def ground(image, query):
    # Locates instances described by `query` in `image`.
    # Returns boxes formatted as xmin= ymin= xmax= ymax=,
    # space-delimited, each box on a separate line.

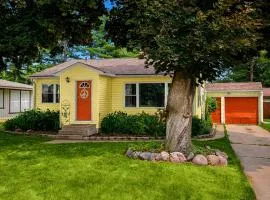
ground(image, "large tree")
xmin=107 ymin=0 xmax=262 ymax=154
xmin=0 ymin=0 xmax=105 ymax=70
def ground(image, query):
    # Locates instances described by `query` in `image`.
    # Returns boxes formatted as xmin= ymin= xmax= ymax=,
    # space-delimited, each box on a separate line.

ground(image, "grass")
xmin=0 ymin=132 xmax=255 ymax=200
xmin=261 ymin=119 xmax=270 ymax=132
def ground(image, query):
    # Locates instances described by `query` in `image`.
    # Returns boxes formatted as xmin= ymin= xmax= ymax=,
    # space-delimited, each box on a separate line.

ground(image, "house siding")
xmin=34 ymin=78 xmax=60 ymax=111
xmin=99 ymin=76 xmax=112 ymax=125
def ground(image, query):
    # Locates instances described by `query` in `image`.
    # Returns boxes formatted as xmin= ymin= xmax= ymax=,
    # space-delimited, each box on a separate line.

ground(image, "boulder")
xmin=187 ymin=152 xmax=195 ymax=161
xmin=215 ymin=150 xmax=228 ymax=159
xmin=160 ymin=151 xmax=170 ymax=161
xmin=218 ymin=155 xmax=228 ymax=166
xmin=132 ymin=151 xmax=141 ymax=159
xmin=15 ymin=128 xmax=23 ymax=133
xmin=192 ymin=154 xmax=208 ymax=165
xmin=151 ymin=153 xmax=163 ymax=161
xmin=169 ymin=152 xmax=187 ymax=163
xmin=206 ymin=155 xmax=220 ymax=166
xmin=139 ymin=152 xmax=152 ymax=161
xmin=125 ymin=149 xmax=134 ymax=158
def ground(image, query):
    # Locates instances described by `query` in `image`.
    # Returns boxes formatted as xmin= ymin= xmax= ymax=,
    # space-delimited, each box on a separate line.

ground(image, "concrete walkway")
xmin=227 ymin=125 xmax=270 ymax=200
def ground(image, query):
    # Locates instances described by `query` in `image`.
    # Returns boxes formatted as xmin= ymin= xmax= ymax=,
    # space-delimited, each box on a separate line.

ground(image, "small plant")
xmin=205 ymin=97 xmax=217 ymax=119
xmin=4 ymin=109 xmax=60 ymax=132
xmin=192 ymin=116 xmax=213 ymax=137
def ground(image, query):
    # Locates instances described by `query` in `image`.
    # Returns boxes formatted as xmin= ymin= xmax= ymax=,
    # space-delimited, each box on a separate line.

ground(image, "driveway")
xmin=227 ymin=125 xmax=270 ymax=200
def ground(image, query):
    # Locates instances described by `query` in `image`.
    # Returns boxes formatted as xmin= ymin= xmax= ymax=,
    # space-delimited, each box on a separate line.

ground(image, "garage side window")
xmin=0 ymin=89 xmax=4 ymax=109
xmin=10 ymin=90 xmax=21 ymax=113
xmin=21 ymin=91 xmax=31 ymax=111
xmin=42 ymin=84 xmax=60 ymax=103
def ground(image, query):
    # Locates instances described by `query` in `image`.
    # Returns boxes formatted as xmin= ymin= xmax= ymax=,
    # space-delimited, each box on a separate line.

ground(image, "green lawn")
xmin=261 ymin=121 xmax=270 ymax=132
xmin=0 ymin=132 xmax=255 ymax=200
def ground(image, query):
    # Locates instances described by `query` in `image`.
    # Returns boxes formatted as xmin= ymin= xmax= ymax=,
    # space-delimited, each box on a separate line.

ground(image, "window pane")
xmin=125 ymin=96 xmax=136 ymax=107
xmin=125 ymin=84 xmax=136 ymax=95
xmin=0 ymin=89 xmax=4 ymax=108
xmin=21 ymin=91 xmax=30 ymax=111
xmin=139 ymin=83 xmax=165 ymax=107
xmin=42 ymin=84 xmax=54 ymax=103
xmin=55 ymin=84 xmax=60 ymax=103
xmin=10 ymin=90 xmax=20 ymax=113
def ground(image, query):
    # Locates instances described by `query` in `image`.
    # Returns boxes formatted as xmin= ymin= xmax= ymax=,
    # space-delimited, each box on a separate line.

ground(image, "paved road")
xmin=228 ymin=125 xmax=270 ymax=200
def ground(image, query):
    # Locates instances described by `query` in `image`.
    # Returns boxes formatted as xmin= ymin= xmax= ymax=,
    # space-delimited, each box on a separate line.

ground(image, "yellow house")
xmin=30 ymin=58 xmax=204 ymax=134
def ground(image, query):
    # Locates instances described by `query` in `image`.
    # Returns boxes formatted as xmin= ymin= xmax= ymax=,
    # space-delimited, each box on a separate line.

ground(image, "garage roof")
xmin=0 ymin=79 xmax=32 ymax=90
xmin=263 ymin=88 xmax=270 ymax=97
xmin=206 ymin=82 xmax=262 ymax=91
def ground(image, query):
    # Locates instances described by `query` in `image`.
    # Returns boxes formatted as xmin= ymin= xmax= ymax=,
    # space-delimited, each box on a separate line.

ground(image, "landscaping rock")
xmin=215 ymin=150 xmax=228 ymax=159
xmin=160 ymin=151 xmax=170 ymax=161
xmin=125 ymin=149 xmax=134 ymax=158
xmin=218 ymin=155 xmax=228 ymax=166
xmin=139 ymin=152 xmax=152 ymax=161
xmin=206 ymin=155 xmax=220 ymax=166
xmin=132 ymin=151 xmax=141 ymax=159
xmin=151 ymin=153 xmax=163 ymax=161
xmin=169 ymin=152 xmax=187 ymax=163
xmin=15 ymin=128 xmax=23 ymax=133
xmin=192 ymin=154 xmax=208 ymax=165
xmin=26 ymin=129 xmax=34 ymax=133
xmin=187 ymin=152 xmax=195 ymax=161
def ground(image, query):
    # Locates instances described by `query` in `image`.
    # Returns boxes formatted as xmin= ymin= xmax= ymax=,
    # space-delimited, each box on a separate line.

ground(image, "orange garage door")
xmin=211 ymin=97 xmax=221 ymax=124
xmin=225 ymin=97 xmax=258 ymax=124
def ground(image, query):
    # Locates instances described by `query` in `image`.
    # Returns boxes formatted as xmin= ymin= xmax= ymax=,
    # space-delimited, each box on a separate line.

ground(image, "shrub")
xmin=4 ymin=109 xmax=60 ymax=132
xmin=205 ymin=97 xmax=217 ymax=119
xmin=192 ymin=116 xmax=213 ymax=136
xmin=101 ymin=111 xmax=165 ymax=137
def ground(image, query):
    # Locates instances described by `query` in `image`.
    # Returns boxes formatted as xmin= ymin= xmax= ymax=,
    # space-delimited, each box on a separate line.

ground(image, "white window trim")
xmin=124 ymin=82 xmax=171 ymax=108
xmin=42 ymin=84 xmax=59 ymax=104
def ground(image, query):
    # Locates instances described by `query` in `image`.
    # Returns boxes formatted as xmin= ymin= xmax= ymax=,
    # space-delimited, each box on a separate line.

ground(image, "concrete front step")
xmin=58 ymin=124 xmax=97 ymax=136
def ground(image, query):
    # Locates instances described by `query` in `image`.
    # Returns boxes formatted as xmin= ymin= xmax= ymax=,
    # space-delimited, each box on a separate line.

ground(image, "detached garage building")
xmin=206 ymin=82 xmax=263 ymax=125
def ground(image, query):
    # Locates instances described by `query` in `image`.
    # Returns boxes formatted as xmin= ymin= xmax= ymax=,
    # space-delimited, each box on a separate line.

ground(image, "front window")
xmin=124 ymin=83 xmax=169 ymax=108
xmin=42 ymin=84 xmax=60 ymax=103
xmin=139 ymin=83 xmax=165 ymax=107
xmin=125 ymin=84 xmax=136 ymax=107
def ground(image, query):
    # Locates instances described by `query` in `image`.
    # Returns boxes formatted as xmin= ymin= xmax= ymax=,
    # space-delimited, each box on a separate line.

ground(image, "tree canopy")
xmin=0 ymin=0 xmax=105 ymax=70
xmin=107 ymin=0 xmax=263 ymax=153
xmin=107 ymin=0 xmax=262 ymax=83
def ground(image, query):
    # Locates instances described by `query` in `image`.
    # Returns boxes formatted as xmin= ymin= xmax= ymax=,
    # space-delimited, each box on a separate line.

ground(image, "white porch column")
xmin=259 ymin=91 xmax=264 ymax=123
xmin=221 ymin=97 xmax=225 ymax=124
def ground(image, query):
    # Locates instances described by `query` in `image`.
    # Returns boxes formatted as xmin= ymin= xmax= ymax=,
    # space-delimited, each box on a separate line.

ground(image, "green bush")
xmin=192 ymin=116 xmax=213 ymax=136
xmin=4 ymin=109 xmax=59 ymax=132
xmin=101 ymin=111 xmax=165 ymax=137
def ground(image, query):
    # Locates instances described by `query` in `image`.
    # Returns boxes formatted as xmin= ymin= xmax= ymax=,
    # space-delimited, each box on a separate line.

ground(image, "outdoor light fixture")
xmin=65 ymin=77 xmax=70 ymax=83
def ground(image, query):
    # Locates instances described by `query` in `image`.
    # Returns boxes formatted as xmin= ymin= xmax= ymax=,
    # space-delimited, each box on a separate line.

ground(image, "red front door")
xmin=77 ymin=81 xmax=92 ymax=121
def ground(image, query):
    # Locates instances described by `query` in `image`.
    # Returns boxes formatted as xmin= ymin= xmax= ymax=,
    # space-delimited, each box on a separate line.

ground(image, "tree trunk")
xmin=166 ymin=71 xmax=196 ymax=156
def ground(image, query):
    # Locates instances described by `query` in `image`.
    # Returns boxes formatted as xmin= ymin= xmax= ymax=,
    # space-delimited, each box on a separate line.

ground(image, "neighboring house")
xmin=30 ymin=58 xmax=204 ymax=132
xmin=206 ymin=82 xmax=263 ymax=125
xmin=263 ymin=88 xmax=270 ymax=119
xmin=0 ymin=79 xmax=33 ymax=121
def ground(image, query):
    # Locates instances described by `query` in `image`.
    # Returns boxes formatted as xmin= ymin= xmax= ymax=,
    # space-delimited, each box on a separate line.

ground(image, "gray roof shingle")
xmin=30 ymin=58 xmax=159 ymax=77
xmin=0 ymin=79 xmax=32 ymax=90
xmin=263 ymin=88 xmax=270 ymax=97
xmin=206 ymin=82 xmax=262 ymax=91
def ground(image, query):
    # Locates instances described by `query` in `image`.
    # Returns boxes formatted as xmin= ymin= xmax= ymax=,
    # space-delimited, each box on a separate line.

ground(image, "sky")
xmin=105 ymin=1 xmax=114 ymax=10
